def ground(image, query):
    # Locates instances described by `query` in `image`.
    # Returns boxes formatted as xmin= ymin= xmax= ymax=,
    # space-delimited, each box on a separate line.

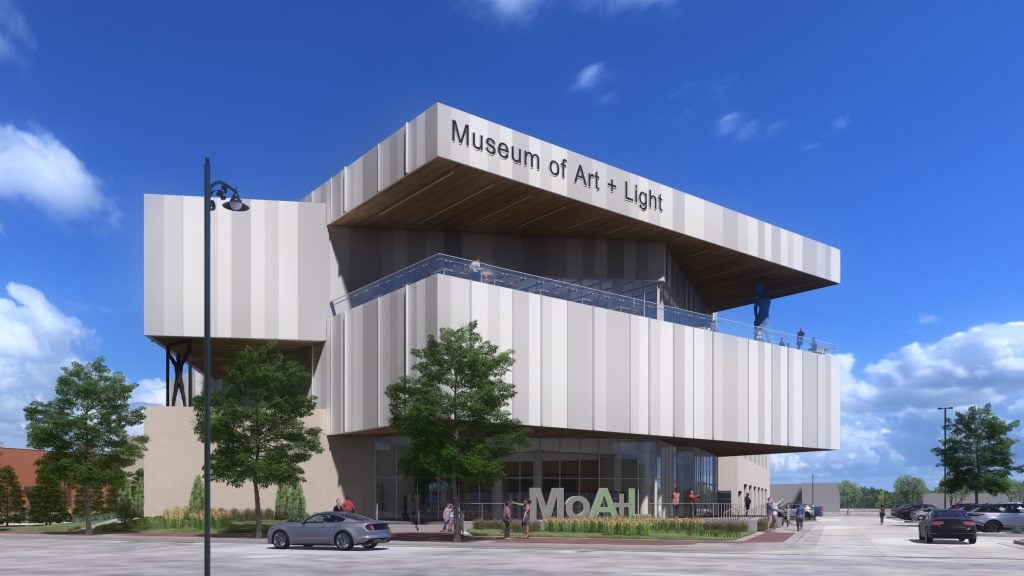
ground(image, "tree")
xmin=23 ymin=357 xmax=148 ymax=534
xmin=115 ymin=469 xmax=144 ymax=525
xmin=932 ymin=403 xmax=1024 ymax=503
xmin=192 ymin=342 xmax=323 ymax=539
xmin=29 ymin=468 xmax=68 ymax=524
xmin=892 ymin=475 xmax=928 ymax=505
xmin=275 ymin=481 xmax=307 ymax=521
xmin=188 ymin=475 xmax=204 ymax=514
xmin=837 ymin=480 xmax=863 ymax=510
xmin=385 ymin=321 xmax=529 ymax=542
xmin=1006 ymin=479 xmax=1024 ymax=503
xmin=0 ymin=465 xmax=26 ymax=525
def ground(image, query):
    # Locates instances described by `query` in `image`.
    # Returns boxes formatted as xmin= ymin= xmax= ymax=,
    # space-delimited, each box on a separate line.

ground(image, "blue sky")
xmin=1 ymin=0 xmax=1022 ymax=491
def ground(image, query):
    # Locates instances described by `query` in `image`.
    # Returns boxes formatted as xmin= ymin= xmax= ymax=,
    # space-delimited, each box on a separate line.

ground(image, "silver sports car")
xmin=268 ymin=511 xmax=391 ymax=550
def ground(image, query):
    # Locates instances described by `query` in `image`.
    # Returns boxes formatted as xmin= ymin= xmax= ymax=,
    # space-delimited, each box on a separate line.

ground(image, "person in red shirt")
xmin=341 ymin=496 xmax=356 ymax=513
xmin=687 ymin=489 xmax=698 ymax=517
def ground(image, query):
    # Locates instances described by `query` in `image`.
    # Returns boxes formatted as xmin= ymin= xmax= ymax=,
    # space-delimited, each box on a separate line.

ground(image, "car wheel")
xmin=968 ymin=536 xmax=977 ymax=544
xmin=984 ymin=520 xmax=1001 ymax=533
xmin=271 ymin=531 xmax=290 ymax=549
xmin=334 ymin=531 xmax=354 ymax=551
xmin=362 ymin=542 xmax=378 ymax=550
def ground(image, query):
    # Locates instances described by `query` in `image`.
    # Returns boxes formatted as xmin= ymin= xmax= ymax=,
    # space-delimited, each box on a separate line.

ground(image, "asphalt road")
xmin=1 ymin=515 xmax=1021 ymax=575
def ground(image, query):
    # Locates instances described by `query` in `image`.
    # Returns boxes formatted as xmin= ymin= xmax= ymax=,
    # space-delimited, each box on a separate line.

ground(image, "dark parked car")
xmin=967 ymin=503 xmax=1024 ymax=533
xmin=267 ymin=511 xmax=391 ymax=550
xmin=901 ymin=504 xmax=935 ymax=521
xmin=918 ymin=508 xmax=977 ymax=543
xmin=891 ymin=504 xmax=911 ymax=518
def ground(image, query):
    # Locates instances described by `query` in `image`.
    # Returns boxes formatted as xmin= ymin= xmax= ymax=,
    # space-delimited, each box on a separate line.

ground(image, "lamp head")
xmin=223 ymin=191 xmax=250 ymax=212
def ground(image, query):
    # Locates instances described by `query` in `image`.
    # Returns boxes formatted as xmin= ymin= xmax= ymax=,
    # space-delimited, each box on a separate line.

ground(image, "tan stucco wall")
xmin=718 ymin=455 xmax=770 ymax=513
xmin=143 ymin=407 xmax=344 ymax=517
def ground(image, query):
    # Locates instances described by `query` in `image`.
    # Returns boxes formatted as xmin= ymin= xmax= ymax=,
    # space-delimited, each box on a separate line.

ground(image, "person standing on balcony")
xmin=753 ymin=282 xmax=770 ymax=340
xmin=796 ymin=328 xmax=805 ymax=349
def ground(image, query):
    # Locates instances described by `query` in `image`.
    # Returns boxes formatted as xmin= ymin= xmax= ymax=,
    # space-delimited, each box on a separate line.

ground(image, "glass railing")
xmin=329 ymin=254 xmax=834 ymax=353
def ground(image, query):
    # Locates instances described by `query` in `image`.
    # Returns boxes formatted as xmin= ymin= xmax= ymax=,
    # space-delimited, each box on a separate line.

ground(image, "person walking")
xmin=671 ymin=487 xmax=681 ymax=518
xmin=879 ymin=504 xmax=886 ymax=525
xmin=744 ymin=492 xmax=752 ymax=516
xmin=767 ymin=497 xmax=776 ymax=532
xmin=795 ymin=502 xmax=805 ymax=531
xmin=501 ymin=501 xmax=512 ymax=539
xmin=442 ymin=502 xmax=453 ymax=532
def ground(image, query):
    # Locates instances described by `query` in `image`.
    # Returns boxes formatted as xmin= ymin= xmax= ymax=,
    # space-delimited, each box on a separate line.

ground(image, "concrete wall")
xmin=719 ymin=455 xmax=771 ymax=511
xmin=142 ymin=408 xmax=348 ymax=517
xmin=326 ymin=274 xmax=840 ymax=452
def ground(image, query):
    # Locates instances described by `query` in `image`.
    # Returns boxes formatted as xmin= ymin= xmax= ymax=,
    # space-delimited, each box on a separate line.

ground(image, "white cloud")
xmin=0 ymin=282 xmax=95 ymax=448
xmin=475 ymin=0 xmax=548 ymax=22
xmin=715 ymin=112 xmax=783 ymax=141
xmin=132 ymin=377 xmax=168 ymax=407
xmin=0 ymin=0 xmax=35 ymax=62
xmin=579 ymin=0 xmax=675 ymax=13
xmin=773 ymin=321 xmax=1024 ymax=488
xmin=572 ymin=62 xmax=607 ymax=91
xmin=0 ymin=124 xmax=120 ymax=225
xmin=918 ymin=313 xmax=939 ymax=324
xmin=831 ymin=113 xmax=852 ymax=132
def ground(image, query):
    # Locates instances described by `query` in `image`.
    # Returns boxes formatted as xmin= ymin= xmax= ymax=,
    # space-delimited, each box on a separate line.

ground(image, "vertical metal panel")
xmin=143 ymin=196 xmax=166 ymax=336
xmin=788 ymin=347 xmax=803 ymax=446
xmin=276 ymin=202 xmax=299 ymax=339
xmin=378 ymin=289 xmax=405 ymax=427
xmin=405 ymin=104 xmax=439 ymax=175
xmin=603 ymin=311 xmax=631 ymax=434
xmin=541 ymin=298 xmax=568 ymax=428
xmin=592 ymin=307 xmax=609 ymax=431
xmin=649 ymin=321 xmax=673 ymax=437
xmin=181 ymin=197 xmax=203 ymax=338
xmin=329 ymin=170 xmax=344 ymax=222
xmin=566 ymin=301 xmax=594 ymax=431
xmin=818 ymin=355 xmax=831 ymax=449
xmin=830 ymin=355 xmax=841 ymax=449
xmin=378 ymin=125 xmax=406 ymax=192
xmin=802 ymin=352 xmax=818 ymax=448
xmin=692 ymin=329 xmax=709 ymax=439
xmin=771 ymin=345 xmax=784 ymax=445
xmin=230 ymin=207 xmax=252 ymax=337
xmin=712 ymin=332 xmax=726 ymax=440
xmin=262 ymin=202 xmax=280 ymax=337
xmin=675 ymin=325 xmax=694 ymax=438
xmin=526 ymin=292 xmax=542 ymax=425
xmin=330 ymin=316 xmax=344 ymax=434
xmin=344 ymin=147 xmax=378 ymax=213
xmin=629 ymin=316 xmax=649 ymax=435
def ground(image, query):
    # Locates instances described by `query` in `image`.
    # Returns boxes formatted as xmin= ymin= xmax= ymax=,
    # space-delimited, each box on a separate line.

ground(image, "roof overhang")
xmin=309 ymin=103 xmax=840 ymax=312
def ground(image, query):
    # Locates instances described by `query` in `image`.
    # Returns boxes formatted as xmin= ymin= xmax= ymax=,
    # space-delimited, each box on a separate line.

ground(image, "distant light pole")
xmin=203 ymin=158 xmax=249 ymax=576
xmin=938 ymin=406 xmax=954 ymax=508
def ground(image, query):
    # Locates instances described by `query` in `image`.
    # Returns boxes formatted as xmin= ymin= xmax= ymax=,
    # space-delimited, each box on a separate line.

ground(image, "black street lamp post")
xmin=203 ymin=158 xmax=249 ymax=576
xmin=938 ymin=406 xmax=953 ymax=508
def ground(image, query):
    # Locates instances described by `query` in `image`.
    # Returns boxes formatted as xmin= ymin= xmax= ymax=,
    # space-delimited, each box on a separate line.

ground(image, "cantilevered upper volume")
xmin=305 ymin=103 xmax=839 ymax=312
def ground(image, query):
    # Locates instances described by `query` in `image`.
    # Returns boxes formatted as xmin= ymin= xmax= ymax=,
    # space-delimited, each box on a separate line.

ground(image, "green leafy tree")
xmin=837 ymin=480 xmax=863 ymax=509
xmin=29 ymin=468 xmax=68 ymax=524
xmin=192 ymin=342 xmax=323 ymax=539
xmin=0 ymin=465 xmax=26 ymax=525
xmin=24 ymin=357 xmax=148 ymax=534
xmin=385 ymin=321 xmax=529 ymax=542
xmin=275 ymin=481 xmax=307 ymax=521
xmin=1005 ymin=479 xmax=1024 ymax=503
xmin=116 ymin=469 xmax=144 ymax=525
xmin=892 ymin=475 xmax=928 ymax=505
xmin=932 ymin=403 xmax=1024 ymax=503
xmin=188 ymin=475 xmax=204 ymax=514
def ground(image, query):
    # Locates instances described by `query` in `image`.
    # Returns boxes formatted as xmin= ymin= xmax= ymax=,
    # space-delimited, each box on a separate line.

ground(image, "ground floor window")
xmin=372 ymin=436 xmax=718 ymax=521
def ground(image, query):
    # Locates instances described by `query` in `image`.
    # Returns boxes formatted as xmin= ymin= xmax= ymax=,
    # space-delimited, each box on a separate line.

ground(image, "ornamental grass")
xmin=543 ymin=516 xmax=747 ymax=539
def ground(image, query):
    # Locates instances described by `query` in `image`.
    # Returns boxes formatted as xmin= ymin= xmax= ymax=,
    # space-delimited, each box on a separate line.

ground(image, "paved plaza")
xmin=1 ymin=515 xmax=1021 ymax=575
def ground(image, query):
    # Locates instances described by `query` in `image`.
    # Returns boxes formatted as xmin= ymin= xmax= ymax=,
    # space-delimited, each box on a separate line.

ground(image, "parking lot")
xmin=1 ymin=514 xmax=1021 ymax=575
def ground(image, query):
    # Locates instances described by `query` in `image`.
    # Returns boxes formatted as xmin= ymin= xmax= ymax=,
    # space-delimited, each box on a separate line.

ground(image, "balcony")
xmin=329 ymin=254 xmax=833 ymax=353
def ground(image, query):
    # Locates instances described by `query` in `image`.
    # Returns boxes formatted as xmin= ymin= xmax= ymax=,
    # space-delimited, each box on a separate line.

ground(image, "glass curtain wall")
xmin=373 ymin=436 xmax=718 ymax=521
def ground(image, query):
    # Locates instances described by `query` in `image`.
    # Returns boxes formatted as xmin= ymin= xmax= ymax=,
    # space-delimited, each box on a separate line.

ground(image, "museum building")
xmin=142 ymin=103 xmax=841 ymax=520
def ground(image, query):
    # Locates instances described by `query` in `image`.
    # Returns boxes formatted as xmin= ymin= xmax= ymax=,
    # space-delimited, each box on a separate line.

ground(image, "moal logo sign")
xmin=528 ymin=487 xmax=637 ymax=518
